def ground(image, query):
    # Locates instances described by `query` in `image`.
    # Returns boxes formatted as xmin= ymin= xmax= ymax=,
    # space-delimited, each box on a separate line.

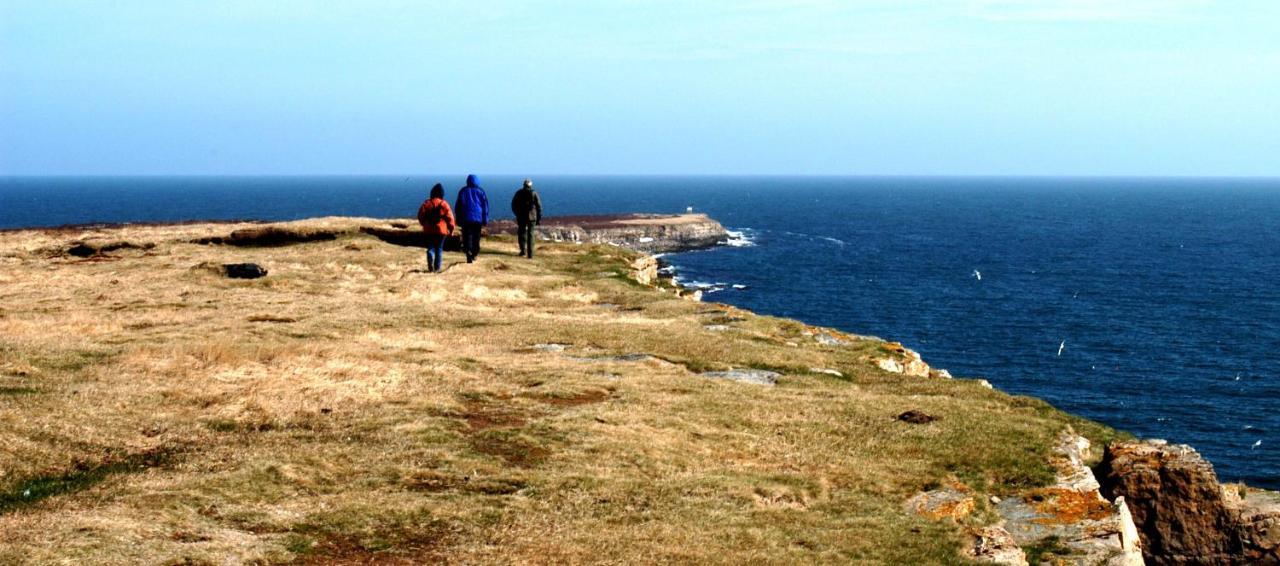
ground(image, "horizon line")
xmin=5 ymin=173 xmax=1280 ymax=181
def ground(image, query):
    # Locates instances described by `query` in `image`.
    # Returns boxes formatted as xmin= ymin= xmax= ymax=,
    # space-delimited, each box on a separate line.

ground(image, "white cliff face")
xmin=521 ymin=214 xmax=729 ymax=253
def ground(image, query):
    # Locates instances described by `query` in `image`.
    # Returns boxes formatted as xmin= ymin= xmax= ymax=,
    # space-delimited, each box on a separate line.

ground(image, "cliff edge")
xmin=0 ymin=215 xmax=1265 ymax=564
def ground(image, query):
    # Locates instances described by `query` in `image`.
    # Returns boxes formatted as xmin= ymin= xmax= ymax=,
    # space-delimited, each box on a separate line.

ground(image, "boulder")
xmin=224 ymin=263 xmax=268 ymax=279
xmin=896 ymin=410 xmax=937 ymax=424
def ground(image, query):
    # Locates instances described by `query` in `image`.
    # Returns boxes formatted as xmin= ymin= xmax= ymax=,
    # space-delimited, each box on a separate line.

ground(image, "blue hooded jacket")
xmin=454 ymin=174 xmax=489 ymax=225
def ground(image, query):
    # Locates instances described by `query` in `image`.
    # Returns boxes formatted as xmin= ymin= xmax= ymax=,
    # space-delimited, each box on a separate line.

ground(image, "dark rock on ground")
xmin=896 ymin=410 xmax=937 ymax=424
xmin=224 ymin=263 xmax=268 ymax=279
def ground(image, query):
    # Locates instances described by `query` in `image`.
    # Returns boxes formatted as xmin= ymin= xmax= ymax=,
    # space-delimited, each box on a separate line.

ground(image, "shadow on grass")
xmin=0 ymin=445 xmax=181 ymax=515
xmin=0 ymin=386 xmax=40 ymax=396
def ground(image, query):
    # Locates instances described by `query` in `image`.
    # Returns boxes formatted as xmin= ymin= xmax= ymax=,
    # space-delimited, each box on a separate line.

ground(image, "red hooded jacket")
xmin=417 ymin=198 xmax=456 ymax=236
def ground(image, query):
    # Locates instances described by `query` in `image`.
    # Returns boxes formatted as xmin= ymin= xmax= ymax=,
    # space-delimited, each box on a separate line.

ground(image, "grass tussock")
xmin=0 ymin=218 xmax=1119 ymax=564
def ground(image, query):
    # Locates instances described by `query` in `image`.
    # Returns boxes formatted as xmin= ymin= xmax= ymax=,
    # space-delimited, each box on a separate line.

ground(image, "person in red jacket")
xmin=417 ymin=183 xmax=455 ymax=273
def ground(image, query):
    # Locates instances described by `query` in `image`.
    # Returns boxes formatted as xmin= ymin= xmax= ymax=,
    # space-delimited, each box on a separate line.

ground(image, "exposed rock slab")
xmin=700 ymin=369 xmax=779 ymax=386
xmin=905 ymin=485 xmax=975 ymax=521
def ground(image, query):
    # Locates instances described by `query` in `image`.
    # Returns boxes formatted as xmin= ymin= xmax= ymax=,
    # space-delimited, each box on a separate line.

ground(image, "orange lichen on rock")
xmin=1027 ymin=487 xmax=1113 ymax=525
xmin=905 ymin=484 xmax=976 ymax=522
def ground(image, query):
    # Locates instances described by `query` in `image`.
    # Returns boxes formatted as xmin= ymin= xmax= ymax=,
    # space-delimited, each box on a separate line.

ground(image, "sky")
xmin=2 ymin=0 xmax=1278 ymax=176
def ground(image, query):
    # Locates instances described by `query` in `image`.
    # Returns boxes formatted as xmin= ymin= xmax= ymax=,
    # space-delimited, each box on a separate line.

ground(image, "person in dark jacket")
xmin=417 ymin=183 xmax=455 ymax=273
xmin=454 ymin=174 xmax=489 ymax=263
xmin=510 ymin=178 xmax=542 ymax=258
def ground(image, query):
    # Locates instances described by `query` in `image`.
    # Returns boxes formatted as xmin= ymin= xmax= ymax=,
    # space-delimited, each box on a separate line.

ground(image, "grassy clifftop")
xmin=0 ymin=218 xmax=1120 ymax=564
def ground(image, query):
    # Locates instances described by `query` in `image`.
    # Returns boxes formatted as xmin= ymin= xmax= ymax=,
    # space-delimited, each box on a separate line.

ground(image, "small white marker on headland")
xmin=1057 ymin=340 xmax=1066 ymax=357
xmin=686 ymin=206 xmax=694 ymax=213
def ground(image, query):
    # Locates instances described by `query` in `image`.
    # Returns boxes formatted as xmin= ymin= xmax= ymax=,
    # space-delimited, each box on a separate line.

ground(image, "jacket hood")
xmin=466 ymin=174 xmax=479 ymax=188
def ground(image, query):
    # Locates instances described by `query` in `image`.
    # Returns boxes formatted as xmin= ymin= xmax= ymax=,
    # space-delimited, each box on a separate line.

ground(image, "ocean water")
xmin=3 ymin=175 xmax=1278 ymax=488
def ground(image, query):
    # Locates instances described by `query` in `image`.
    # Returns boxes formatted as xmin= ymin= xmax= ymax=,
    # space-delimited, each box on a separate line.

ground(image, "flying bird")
xmin=973 ymin=270 xmax=982 ymax=281
xmin=1057 ymin=341 xmax=1066 ymax=357
xmin=1253 ymin=440 xmax=1263 ymax=450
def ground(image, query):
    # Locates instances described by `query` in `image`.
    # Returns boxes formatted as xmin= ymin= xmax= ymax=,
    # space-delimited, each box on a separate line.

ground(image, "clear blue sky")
xmin=2 ymin=1 xmax=1278 ymax=176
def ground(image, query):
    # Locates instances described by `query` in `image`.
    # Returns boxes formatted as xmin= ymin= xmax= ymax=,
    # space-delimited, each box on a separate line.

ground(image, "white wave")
xmin=718 ymin=229 xmax=757 ymax=248
xmin=731 ymin=284 xmax=748 ymax=290
xmin=819 ymin=236 xmax=847 ymax=246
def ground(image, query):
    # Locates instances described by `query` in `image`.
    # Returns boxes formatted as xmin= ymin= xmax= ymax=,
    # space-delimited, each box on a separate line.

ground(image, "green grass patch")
xmin=0 ymin=446 xmax=179 ymax=515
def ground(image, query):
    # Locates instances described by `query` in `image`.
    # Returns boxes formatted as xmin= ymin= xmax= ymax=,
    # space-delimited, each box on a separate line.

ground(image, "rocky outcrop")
xmin=630 ymin=256 xmax=659 ymax=286
xmin=904 ymin=433 xmax=1142 ymax=564
xmin=993 ymin=432 xmax=1144 ymax=565
xmin=1097 ymin=440 xmax=1280 ymax=564
xmin=488 ymin=213 xmax=727 ymax=253
xmin=875 ymin=342 xmax=934 ymax=378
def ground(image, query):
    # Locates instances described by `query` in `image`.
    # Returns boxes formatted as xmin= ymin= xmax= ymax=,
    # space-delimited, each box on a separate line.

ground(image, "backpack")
xmin=423 ymin=200 xmax=443 ymax=224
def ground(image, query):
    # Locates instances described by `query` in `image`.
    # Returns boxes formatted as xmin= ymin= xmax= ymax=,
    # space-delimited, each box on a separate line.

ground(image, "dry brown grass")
xmin=0 ymin=218 xmax=1121 ymax=564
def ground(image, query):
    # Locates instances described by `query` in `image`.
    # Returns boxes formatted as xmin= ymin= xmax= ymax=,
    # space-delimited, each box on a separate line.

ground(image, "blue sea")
xmin=3 ymin=175 xmax=1278 ymax=488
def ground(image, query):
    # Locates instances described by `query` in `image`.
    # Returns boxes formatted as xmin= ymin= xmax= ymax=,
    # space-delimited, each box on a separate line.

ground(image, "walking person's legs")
xmin=426 ymin=235 xmax=444 ymax=272
xmin=517 ymin=221 xmax=529 ymax=257
xmin=461 ymin=223 xmax=479 ymax=262
xmin=522 ymin=221 xmax=535 ymax=258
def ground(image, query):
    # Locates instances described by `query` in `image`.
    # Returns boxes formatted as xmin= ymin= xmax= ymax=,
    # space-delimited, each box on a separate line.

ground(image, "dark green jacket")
xmin=511 ymin=187 xmax=542 ymax=224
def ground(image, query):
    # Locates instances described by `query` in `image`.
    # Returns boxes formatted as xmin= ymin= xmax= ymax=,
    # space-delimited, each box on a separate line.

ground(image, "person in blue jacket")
xmin=454 ymin=174 xmax=489 ymax=263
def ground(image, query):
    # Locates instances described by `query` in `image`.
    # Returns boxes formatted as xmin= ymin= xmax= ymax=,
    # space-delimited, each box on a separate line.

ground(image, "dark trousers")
xmin=517 ymin=220 xmax=536 ymax=258
xmin=424 ymin=234 xmax=445 ymax=272
xmin=460 ymin=223 xmax=483 ymax=261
